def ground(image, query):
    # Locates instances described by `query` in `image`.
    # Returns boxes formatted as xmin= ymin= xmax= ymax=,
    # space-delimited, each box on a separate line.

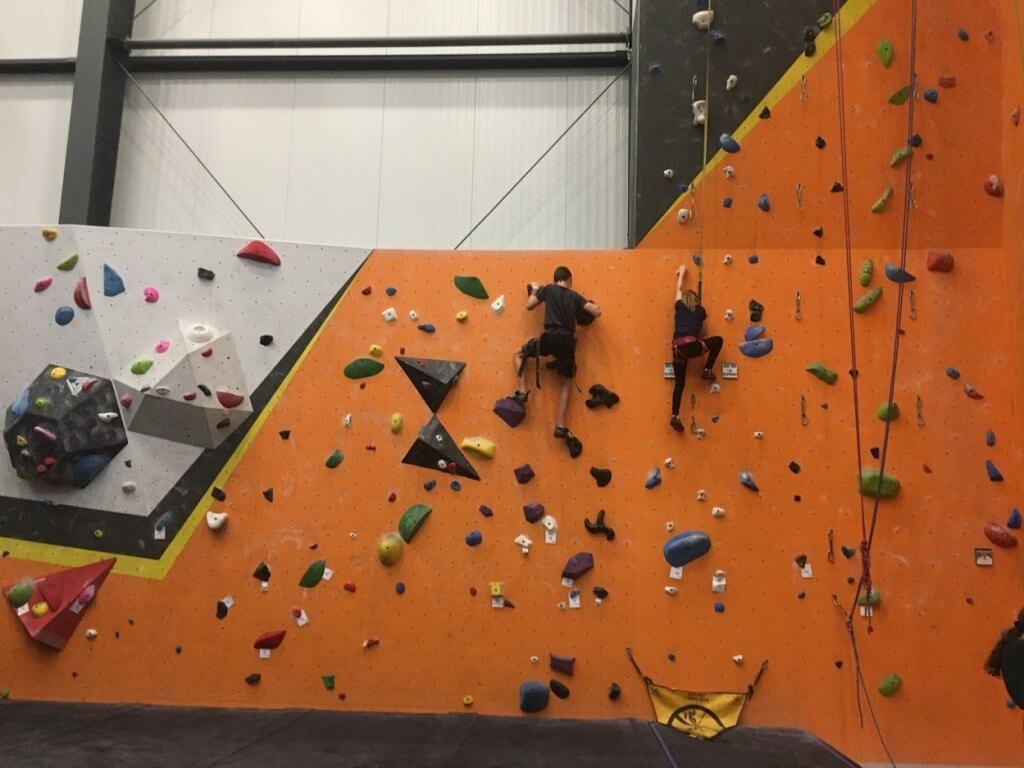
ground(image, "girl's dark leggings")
xmin=671 ymin=336 xmax=724 ymax=415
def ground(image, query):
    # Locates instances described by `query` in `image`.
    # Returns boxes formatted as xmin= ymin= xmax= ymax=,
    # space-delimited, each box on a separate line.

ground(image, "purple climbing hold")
xmin=479 ymin=504 xmax=494 ymax=517
xmin=550 ymin=653 xmax=576 ymax=676
xmin=1008 ymin=509 xmax=1022 ymax=530
xmin=744 ymin=325 xmax=765 ymax=342
xmin=909 ymin=133 xmax=923 ymax=147
xmin=493 ymin=397 xmax=526 ymax=428
xmin=739 ymin=470 xmax=759 ymax=491
xmin=663 ymin=530 xmax=712 ymax=568
xmin=923 ymin=88 xmax=938 ymax=103
xmin=465 ymin=530 xmax=482 ymax=547
xmin=561 ymin=552 xmax=594 ymax=581
xmin=739 ymin=339 xmax=773 ymax=358
xmin=957 ymin=28 xmax=969 ymax=41
xmin=523 ymin=503 xmax=545 ymax=523
xmin=757 ymin=194 xmax=771 ymax=212
xmin=986 ymin=430 xmax=996 ymax=447
xmin=987 ymin=460 xmax=1004 ymax=482
xmin=946 ymin=367 xmax=960 ymax=379
xmin=514 ymin=464 xmax=535 ymax=484
xmin=417 ymin=323 xmax=436 ymax=334
xmin=645 ymin=466 xmax=661 ymax=489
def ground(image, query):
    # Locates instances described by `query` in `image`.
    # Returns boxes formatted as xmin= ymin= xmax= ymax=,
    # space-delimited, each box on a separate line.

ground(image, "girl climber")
xmin=670 ymin=264 xmax=723 ymax=432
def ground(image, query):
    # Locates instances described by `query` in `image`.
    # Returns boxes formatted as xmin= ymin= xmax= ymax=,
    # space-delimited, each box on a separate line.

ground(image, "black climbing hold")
xmin=584 ymin=509 xmax=615 ymax=541
xmin=550 ymin=679 xmax=570 ymax=699
xmin=263 ymin=488 xmax=274 ymax=502
xmin=909 ymin=133 xmax=922 ymax=147
xmin=197 ymin=267 xmax=215 ymax=281
xmin=515 ymin=464 xmax=535 ymax=484
xmin=749 ymin=299 xmax=764 ymax=323
xmin=566 ymin=435 xmax=583 ymax=459
xmin=759 ymin=106 xmax=771 ymax=119
xmin=668 ymin=654 xmax=676 ymax=662
xmin=593 ymin=586 xmax=609 ymax=600
xmin=197 ymin=384 xmax=211 ymax=397
xmin=245 ymin=673 xmax=261 ymax=685
xmin=252 ymin=562 xmax=271 ymax=581
xmin=835 ymin=661 xmax=843 ymax=670
xmin=794 ymin=495 xmax=801 ymax=502
xmin=846 ymin=577 xmax=856 ymax=585
xmin=608 ymin=682 xmax=622 ymax=700
xmin=804 ymin=41 xmax=816 ymax=57
xmin=841 ymin=546 xmax=856 ymax=559
xmin=396 ymin=356 xmax=466 ymax=413
xmin=216 ymin=417 xmax=230 ymax=430
xmin=870 ymin=447 xmax=880 ymax=459
xmin=586 ymin=384 xmax=619 ymax=409
xmin=957 ymin=28 xmax=969 ymax=41
xmin=259 ymin=335 xmax=273 ymax=346
xmin=812 ymin=227 xmax=824 ymax=238
xmin=814 ymin=136 xmax=826 ymax=149
xmin=216 ymin=600 xmax=229 ymax=619
xmin=590 ymin=467 xmax=612 ymax=487
xmin=211 ymin=487 xmax=226 ymax=502
xmin=815 ymin=255 xmax=826 ymax=265
xmin=803 ymin=25 xmax=818 ymax=43
xmin=175 ymin=645 xmax=183 ymax=654
xmin=788 ymin=461 xmax=800 ymax=474
xmin=279 ymin=430 xmax=290 ymax=440
xmin=831 ymin=182 xmax=844 ymax=193
xmin=479 ymin=505 xmax=493 ymax=517
xmin=401 ymin=416 xmax=480 ymax=481
xmin=794 ymin=554 xmax=808 ymax=569
xmin=797 ymin=592 xmax=806 ymax=600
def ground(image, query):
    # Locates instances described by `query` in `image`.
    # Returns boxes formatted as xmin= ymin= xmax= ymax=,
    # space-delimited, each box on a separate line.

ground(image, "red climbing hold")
xmin=387 ymin=492 xmax=397 ymax=503
xmin=253 ymin=630 xmax=287 ymax=650
xmin=926 ymin=252 xmax=954 ymax=272
xmin=361 ymin=286 xmax=372 ymax=296
xmin=469 ymin=587 xmax=478 ymax=596
xmin=73 ymin=277 xmax=91 ymax=310
xmin=985 ymin=523 xmax=1018 ymax=548
xmin=984 ymin=174 xmax=1004 ymax=197
xmin=937 ymin=75 xmax=957 ymax=88
xmin=363 ymin=636 xmax=380 ymax=649
xmin=236 ymin=240 xmax=281 ymax=266
xmin=344 ymin=582 xmax=357 ymax=593
xmin=201 ymin=348 xmax=213 ymax=358
xmin=216 ymin=391 xmax=245 ymax=409
xmin=1012 ymin=107 xmax=1021 ymax=127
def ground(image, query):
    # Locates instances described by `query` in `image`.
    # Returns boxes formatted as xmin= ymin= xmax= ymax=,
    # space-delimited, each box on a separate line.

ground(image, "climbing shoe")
xmin=566 ymin=436 xmax=583 ymax=459
xmin=670 ymin=415 xmax=684 ymax=432
xmin=510 ymin=390 xmax=530 ymax=405
xmin=700 ymin=368 xmax=716 ymax=381
xmin=554 ymin=426 xmax=571 ymax=439
xmin=586 ymin=384 xmax=620 ymax=409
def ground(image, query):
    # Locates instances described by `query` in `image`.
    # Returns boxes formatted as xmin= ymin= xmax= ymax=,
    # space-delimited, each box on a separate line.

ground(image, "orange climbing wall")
xmin=2 ymin=0 xmax=1023 ymax=766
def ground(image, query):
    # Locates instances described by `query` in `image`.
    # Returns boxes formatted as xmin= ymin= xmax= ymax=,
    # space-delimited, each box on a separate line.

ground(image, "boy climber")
xmin=508 ymin=266 xmax=601 ymax=455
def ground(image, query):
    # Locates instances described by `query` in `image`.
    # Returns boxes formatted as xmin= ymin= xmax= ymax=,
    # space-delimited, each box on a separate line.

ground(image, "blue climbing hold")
xmin=692 ymin=254 xmax=702 ymax=266
xmin=424 ymin=479 xmax=436 ymax=491
xmin=386 ymin=287 xmax=397 ymax=296
xmin=923 ymin=88 xmax=938 ymax=103
xmin=748 ymin=254 xmax=759 ymax=265
xmin=1008 ymin=508 xmax=1022 ymax=530
xmin=519 ymin=681 xmax=550 ymax=713
xmin=744 ymin=325 xmax=765 ymax=342
xmin=465 ymin=530 xmax=482 ymax=547
xmin=723 ymin=198 xmax=733 ymax=208
xmin=720 ymin=133 xmax=741 ymax=153
xmin=678 ymin=183 xmax=689 ymax=193
xmin=946 ymin=367 xmax=960 ymax=379
xmin=663 ymin=530 xmax=712 ymax=568
xmin=714 ymin=602 xmax=725 ymax=613
xmin=986 ymin=430 xmax=996 ymax=447
xmin=9 ymin=389 xmax=29 ymax=419
xmin=395 ymin=582 xmax=406 ymax=594
xmin=739 ymin=339 xmax=774 ymax=358
xmin=648 ymin=63 xmax=662 ymax=75
xmin=709 ymin=30 xmax=725 ymax=45
xmin=957 ymin=28 xmax=969 ymax=41
xmin=451 ymin=480 xmax=462 ymax=491
xmin=645 ymin=467 xmax=662 ymax=490
xmin=103 ymin=264 xmax=125 ymax=297
xmin=154 ymin=511 xmax=172 ymax=532
xmin=72 ymin=453 xmax=112 ymax=485
xmin=739 ymin=470 xmax=759 ymax=491
xmin=909 ymin=133 xmax=923 ymax=147
xmin=418 ymin=323 xmax=436 ymax=334
xmin=757 ymin=194 xmax=771 ymax=212
xmin=884 ymin=263 xmax=916 ymax=283
xmin=479 ymin=505 xmax=494 ymax=517
xmin=987 ymin=460 xmax=1004 ymax=482
xmin=55 ymin=306 xmax=74 ymax=326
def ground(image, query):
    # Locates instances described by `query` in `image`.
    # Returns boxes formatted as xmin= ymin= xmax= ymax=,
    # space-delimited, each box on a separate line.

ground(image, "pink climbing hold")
xmin=964 ymin=383 xmax=984 ymax=400
xmin=984 ymin=174 xmax=1004 ymax=198
xmin=236 ymin=240 xmax=281 ymax=267
xmin=73 ymin=277 xmax=91 ymax=310
xmin=1012 ymin=107 xmax=1021 ymax=127
xmin=183 ymin=392 xmax=197 ymax=401
xmin=143 ymin=286 xmax=160 ymax=303
xmin=120 ymin=394 xmax=134 ymax=408
xmin=33 ymin=426 xmax=57 ymax=442
xmin=926 ymin=252 xmax=954 ymax=272
xmin=216 ymin=391 xmax=245 ymax=409
xmin=34 ymin=277 xmax=53 ymax=293
xmin=937 ymin=75 xmax=957 ymax=88
xmin=155 ymin=339 xmax=170 ymax=353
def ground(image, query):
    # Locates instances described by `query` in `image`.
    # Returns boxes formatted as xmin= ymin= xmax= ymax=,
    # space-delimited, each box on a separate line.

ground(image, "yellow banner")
xmin=646 ymin=682 xmax=749 ymax=740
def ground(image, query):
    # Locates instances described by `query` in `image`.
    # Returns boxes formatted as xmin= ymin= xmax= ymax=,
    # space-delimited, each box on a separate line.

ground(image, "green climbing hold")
xmin=890 ymin=146 xmax=911 ymax=167
xmin=56 ymin=253 xmax=79 ymax=271
xmin=878 ymin=673 xmax=901 ymax=697
xmin=806 ymin=362 xmax=838 ymax=386
xmin=6 ymin=578 xmax=34 ymax=607
xmin=343 ymin=358 xmax=384 ymax=379
xmin=859 ymin=259 xmax=873 ymax=287
xmin=859 ymin=469 xmax=901 ymax=499
xmin=816 ymin=12 xmax=833 ymax=29
xmin=876 ymin=402 xmax=900 ymax=422
xmin=888 ymin=85 xmax=911 ymax=105
xmin=0 ymin=687 xmax=8 ymax=699
xmin=871 ymin=187 xmax=893 ymax=213
xmin=321 ymin=674 xmax=335 ymax=691
xmin=131 ymin=359 xmax=154 ymax=375
xmin=453 ymin=275 xmax=489 ymax=300
xmin=853 ymin=286 xmax=882 ymax=313
xmin=325 ymin=449 xmax=344 ymax=469
xmin=876 ymin=39 xmax=893 ymax=68
xmin=857 ymin=587 xmax=881 ymax=607
xmin=300 ymin=559 xmax=327 ymax=588
xmin=399 ymin=503 xmax=432 ymax=543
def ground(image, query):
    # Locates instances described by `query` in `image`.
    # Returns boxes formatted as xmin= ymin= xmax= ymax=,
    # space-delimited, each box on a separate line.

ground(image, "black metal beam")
xmin=0 ymin=58 xmax=76 ymax=75
xmin=125 ymin=32 xmax=629 ymax=50
xmin=59 ymin=0 xmax=136 ymax=226
xmin=125 ymin=51 xmax=629 ymax=74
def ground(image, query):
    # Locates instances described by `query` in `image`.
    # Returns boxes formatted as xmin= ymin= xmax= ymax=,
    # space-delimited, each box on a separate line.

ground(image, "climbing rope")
xmin=695 ymin=0 xmax=714 ymax=303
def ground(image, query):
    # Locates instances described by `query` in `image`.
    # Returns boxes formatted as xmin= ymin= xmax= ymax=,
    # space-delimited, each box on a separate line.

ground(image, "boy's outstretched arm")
xmin=583 ymin=300 xmax=601 ymax=317
xmin=526 ymin=282 xmax=542 ymax=310
xmin=675 ymin=265 xmax=686 ymax=301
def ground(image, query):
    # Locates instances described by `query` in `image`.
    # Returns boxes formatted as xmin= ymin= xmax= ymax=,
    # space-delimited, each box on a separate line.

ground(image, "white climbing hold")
xmin=665 ymin=521 xmax=675 ymax=532
xmin=349 ymin=532 xmax=357 ymax=540
xmin=491 ymin=295 xmax=506 ymax=313
xmin=694 ymin=428 xmax=706 ymax=440
xmin=154 ymin=386 xmax=170 ymax=397
xmin=724 ymin=309 xmax=734 ymax=321
xmin=437 ymin=459 xmax=448 ymax=470
xmin=343 ymin=413 xmax=352 ymax=428
xmin=85 ymin=629 xmax=98 ymax=640
xmin=733 ymin=654 xmax=744 ymax=665
xmin=664 ymin=457 xmax=675 ymax=468
xmin=557 ymin=601 xmax=566 ymax=611
xmin=692 ymin=10 xmax=714 ymax=30
xmin=692 ymin=100 xmax=708 ymax=126
xmin=530 ymin=655 xmax=539 ymax=664
xmin=711 ymin=506 xmax=726 ymax=518
xmin=676 ymin=208 xmax=692 ymax=224
xmin=541 ymin=515 xmax=558 ymax=532
xmin=665 ymin=586 xmax=679 ymax=596
xmin=515 ymin=533 xmax=533 ymax=552
xmin=409 ymin=310 xmax=418 ymax=321
xmin=723 ymin=253 xmax=733 ymax=264
xmin=97 ymin=412 xmax=119 ymax=424
xmin=121 ymin=481 xmax=136 ymax=494
xmin=726 ymin=74 xmax=738 ymax=90
xmin=710 ymin=383 xmax=721 ymax=393
xmin=206 ymin=511 xmax=228 ymax=530
xmin=663 ymin=168 xmax=675 ymax=179
xmin=382 ymin=307 xmax=397 ymax=322
xmin=753 ymin=431 xmax=764 ymax=440
xmin=697 ymin=489 xmax=707 ymax=501
xmin=723 ymin=167 xmax=735 ymax=180
xmin=712 ymin=570 xmax=727 ymax=592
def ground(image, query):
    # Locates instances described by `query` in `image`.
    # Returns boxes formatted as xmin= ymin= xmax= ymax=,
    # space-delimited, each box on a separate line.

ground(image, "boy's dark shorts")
xmin=520 ymin=332 xmax=577 ymax=378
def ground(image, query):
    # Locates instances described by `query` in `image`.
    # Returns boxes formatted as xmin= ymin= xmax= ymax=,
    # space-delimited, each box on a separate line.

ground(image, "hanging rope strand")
xmin=695 ymin=0 xmax=714 ymax=302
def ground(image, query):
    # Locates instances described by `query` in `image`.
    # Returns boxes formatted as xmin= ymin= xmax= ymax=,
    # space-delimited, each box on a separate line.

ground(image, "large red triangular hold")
xmin=6 ymin=558 xmax=115 ymax=650
xmin=236 ymin=240 xmax=281 ymax=267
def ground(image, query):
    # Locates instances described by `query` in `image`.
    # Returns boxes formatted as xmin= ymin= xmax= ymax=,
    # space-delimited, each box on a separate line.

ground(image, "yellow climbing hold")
xmin=455 ymin=310 xmax=468 ymax=323
xmin=378 ymin=532 xmax=405 ymax=566
xmin=489 ymin=581 xmax=504 ymax=598
xmin=460 ymin=436 xmax=496 ymax=459
xmin=390 ymin=413 xmax=403 ymax=434
xmin=369 ymin=344 xmax=384 ymax=358
xmin=49 ymin=367 xmax=67 ymax=380
xmin=41 ymin=228 xmax=57 ymax=242
xmin=463 ymin=695 xmax=474 ymax=707
xmin=15 ymin=436 xmax=27 ymax=447
xmin=30 ymin=601 xmax=50 ymax=618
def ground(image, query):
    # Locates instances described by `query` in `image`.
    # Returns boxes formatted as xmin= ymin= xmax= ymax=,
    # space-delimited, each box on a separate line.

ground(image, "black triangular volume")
xmin=396 ymin=356 xmax=467 ymax=413
xmin=830 ymin=181 xmax=844 ymax=193
xmin=759 ymin=106 xmax=771 ymax=119
xmin=402 ymin=415 xmax=480 ymax=480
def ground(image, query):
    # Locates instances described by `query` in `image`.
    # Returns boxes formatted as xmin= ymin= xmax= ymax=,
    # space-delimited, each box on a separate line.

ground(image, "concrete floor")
xmin=0 ymin=701 xmax=860 ymax=767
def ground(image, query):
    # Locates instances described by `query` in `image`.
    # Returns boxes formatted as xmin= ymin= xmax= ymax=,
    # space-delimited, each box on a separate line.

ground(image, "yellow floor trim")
xmin=0 ymin=256 xmax=370 ymax=580
xmin=642 ymin=0 xmax=881 ymax=239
